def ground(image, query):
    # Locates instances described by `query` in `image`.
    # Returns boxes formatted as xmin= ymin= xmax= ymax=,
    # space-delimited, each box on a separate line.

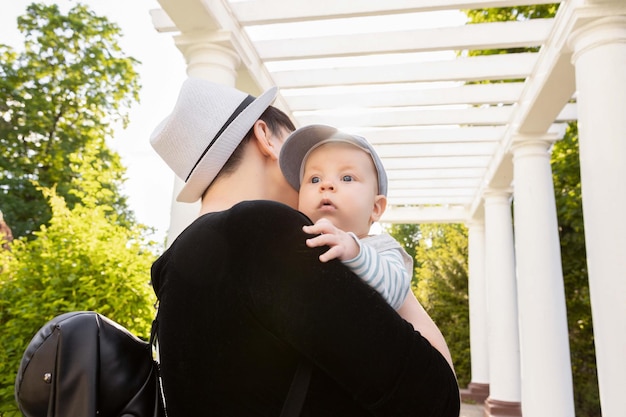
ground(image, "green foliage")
xmin=385 ymin=223 xmax=420 ymax=270
xmin=0 ymin=2 xmax=141 ymax=237
xmin=387 ymin=223 xmax=471 ymax=387
xmin=0 ymin=189 xmax=158 ymax=415
xmin=552 ymin=125 xmax=600 ymax=417
xmin=463 ymin=4 xmax=560 ymax=66
xmin=465 ymin=4 xmax=559 ymax=24
xmin=0 ymin=4 xmax=158 ymax=415
xmin=413 ymin=224 xmax=470 ymax=388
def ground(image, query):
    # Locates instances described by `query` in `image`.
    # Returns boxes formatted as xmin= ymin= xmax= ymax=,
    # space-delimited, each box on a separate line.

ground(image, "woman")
xmin=149 ymin=77 xmax=460 ymax=416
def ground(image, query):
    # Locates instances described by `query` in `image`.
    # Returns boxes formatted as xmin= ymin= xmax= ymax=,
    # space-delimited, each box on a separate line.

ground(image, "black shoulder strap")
xmin=149 ymin=316 xmax=159 ymax=347
xmin=280 ymin=359 xmax=312 ymax=417
xmin=150 ymin=316 xmax=168 ymax=417
xmin=153 ymin=314 xmax=311 ymax=417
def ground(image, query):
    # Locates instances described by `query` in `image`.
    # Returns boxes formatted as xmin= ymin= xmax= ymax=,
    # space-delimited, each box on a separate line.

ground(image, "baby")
xmin=279 ymin=124 xmax=411 ymax=311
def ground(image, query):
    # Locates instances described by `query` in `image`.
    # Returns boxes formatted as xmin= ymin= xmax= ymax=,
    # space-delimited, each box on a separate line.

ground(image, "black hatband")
xmin=186 ymin=94 xmax=255 ymax=181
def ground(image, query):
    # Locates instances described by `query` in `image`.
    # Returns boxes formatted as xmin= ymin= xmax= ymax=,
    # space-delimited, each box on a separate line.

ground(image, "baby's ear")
xmin=370 ymin=195 xmax=387 ymax=222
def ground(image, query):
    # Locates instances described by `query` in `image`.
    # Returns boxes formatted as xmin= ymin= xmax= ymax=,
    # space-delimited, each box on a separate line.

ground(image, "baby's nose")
xmin=320 ymin=180 xmax=335 ymax=191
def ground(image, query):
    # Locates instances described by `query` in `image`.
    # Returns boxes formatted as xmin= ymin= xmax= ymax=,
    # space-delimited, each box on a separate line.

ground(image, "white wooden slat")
xmin=386 ymin=168 xmax=485 ymax=180
xmin=387 ymin=195 xmax=473 ymax=206
xmin=255 ymin=19 xmax=553 ymax=60
xmin=380 ymin=205 xmax=469 ymax=224
xmin=295 ymin=105 xmax=513 ymax=127
xmin=556 ymin=103 xmax=577 ymax=122
xmin=155 ymin=0 xmax=218 ymax=31
xmin=390 ymin=178 xmax=482 ymax=189
xmin=357 ymin=126 xmax=507 ymax=144
xmin=282 ymin=83 xmax=525 ymax=111
xmin=375 ymin=142 xmax=498 ymax=158
xmin=390 ymin=187 xmax=476 ymax=197
xmin=270 ymin=52 xmax=537 ymax=87
xmin=230 ymin=0 xmax=561 ymax=25
xmin=383 ymin=156 xmax=492 ymax=170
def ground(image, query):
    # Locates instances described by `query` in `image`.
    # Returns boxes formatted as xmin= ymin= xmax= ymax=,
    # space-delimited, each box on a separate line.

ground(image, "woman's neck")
xmin=198 ymin=167 xmax=269 ymax=215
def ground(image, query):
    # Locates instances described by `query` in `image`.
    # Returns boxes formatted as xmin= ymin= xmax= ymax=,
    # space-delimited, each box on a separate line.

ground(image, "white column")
xmin=483 ymin=189 xmax=521 ymax=412
xmin=467 ymin=219 xmax=490 ymax=398
xmin=175 ymin=35 xmax=241 ymax=81
xmin=511 ymin=136 xmax=575 ymax=417
xmin=165 ymin=35 xmax=241 ymax=246
xmin=568 ymin=16 xmax=626 ymax=417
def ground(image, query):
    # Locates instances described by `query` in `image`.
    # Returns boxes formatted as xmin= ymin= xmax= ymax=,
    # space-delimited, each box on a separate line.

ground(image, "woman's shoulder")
xmin=233 ymin=200 xmax=299 ymax=214
xmin=201 ymin=201 xmax=317 ymax=266
xmin=230 ymin=200 xmax=311 ymax=225
xmin=171 ymin=200 xmax=312 ymax=250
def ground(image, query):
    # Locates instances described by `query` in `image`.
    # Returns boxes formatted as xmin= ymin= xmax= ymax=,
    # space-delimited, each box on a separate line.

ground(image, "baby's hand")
xmin=302 ymin=218 xmax=360 ymax=262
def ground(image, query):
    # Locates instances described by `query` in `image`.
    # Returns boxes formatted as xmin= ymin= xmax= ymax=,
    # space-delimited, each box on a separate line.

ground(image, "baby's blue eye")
xmin=341 ymin=175 xmax=353 ymax=182
xmin=311 ymin=177 xmax=320 ymax=184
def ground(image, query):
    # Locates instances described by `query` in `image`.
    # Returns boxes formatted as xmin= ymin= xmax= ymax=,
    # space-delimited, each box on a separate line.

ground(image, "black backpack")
xmin=14 ymin=311 xmax=165 ymax=417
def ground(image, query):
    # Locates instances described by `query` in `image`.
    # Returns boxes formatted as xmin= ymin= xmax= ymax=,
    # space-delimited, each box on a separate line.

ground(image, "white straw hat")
xmin=150 ymin=77 xmax=278 ymax=202
xmin=279 ymin=124 xmax=388 ymax=196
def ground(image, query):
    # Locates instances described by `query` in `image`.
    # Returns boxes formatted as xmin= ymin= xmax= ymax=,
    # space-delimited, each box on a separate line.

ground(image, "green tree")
xmin=385 ymin=223 xmax=420 ymax=271
xmin=552 ymin=125 xmax=599 ymax=417
xmin=0 ymin=188 xmax=158 ymax=415
xmin=413 ymin=224 xmax=470 ymax=387
xmin=0 ymin=2 xmax=140 ymax=238
xmin=465 ymin=4 xmax=560 ymax=26
xmin=386 ymin=223 xmax=471 ymax=386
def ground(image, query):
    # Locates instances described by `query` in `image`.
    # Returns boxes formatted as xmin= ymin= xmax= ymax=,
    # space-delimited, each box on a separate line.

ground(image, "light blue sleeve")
xmin=342 ymin=233 xmax=411 ymax=310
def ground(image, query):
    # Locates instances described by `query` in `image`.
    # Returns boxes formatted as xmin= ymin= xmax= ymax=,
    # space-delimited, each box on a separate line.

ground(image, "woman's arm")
xmin=397 ymin=291 xmax=455 ymax=373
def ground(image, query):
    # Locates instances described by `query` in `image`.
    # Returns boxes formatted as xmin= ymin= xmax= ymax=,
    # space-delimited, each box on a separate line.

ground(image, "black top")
xmin=152 ymin=200 xmax=459 ymax=416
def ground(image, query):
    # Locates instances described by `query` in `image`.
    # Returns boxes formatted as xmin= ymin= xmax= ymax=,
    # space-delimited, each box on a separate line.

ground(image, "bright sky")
xmin=1 ymin=0 xmax=187 ymax=244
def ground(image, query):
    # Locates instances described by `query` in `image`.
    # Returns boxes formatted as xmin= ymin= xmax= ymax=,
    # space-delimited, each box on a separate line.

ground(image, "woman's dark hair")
xmin=205 ymin=105 xmax=296 ymax=194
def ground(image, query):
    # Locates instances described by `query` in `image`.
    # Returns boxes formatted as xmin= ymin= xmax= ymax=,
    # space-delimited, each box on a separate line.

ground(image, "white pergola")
xmin=150 ymin=1 xmax=626 ymax=416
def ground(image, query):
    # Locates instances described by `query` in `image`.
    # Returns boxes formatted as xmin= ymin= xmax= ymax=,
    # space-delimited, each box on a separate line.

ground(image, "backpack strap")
xmin=280 ymin=359 xmax=312 ymax=417
xmin=152 ymin=313 xmax=311 ymax=417
xmin=150 ymin=316 xmax=168 ymax=417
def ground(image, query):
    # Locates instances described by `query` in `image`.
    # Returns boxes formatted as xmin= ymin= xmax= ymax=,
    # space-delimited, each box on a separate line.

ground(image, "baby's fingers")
xmin=303 ymin=218 xmax=334 ymax=235
xmin=305 ymin=233 xmax=333 ymax=248
xmin=318 ymin=246 xmax=341 ymax=263
xmin=302 ymin=224 xmax=322 ymax=235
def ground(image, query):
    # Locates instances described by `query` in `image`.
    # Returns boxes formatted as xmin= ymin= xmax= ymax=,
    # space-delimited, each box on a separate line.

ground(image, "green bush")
xmin=387 ymin=223 xmax=471 ymax=387
xmin=413 ymin=223 xmax=471 ymax=387
xmin=0 ymin=189 xmax=158 ymax=415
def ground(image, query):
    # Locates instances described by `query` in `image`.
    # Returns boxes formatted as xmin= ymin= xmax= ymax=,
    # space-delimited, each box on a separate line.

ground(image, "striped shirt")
xmin=343 ymin=233 xmax=413 ymax=310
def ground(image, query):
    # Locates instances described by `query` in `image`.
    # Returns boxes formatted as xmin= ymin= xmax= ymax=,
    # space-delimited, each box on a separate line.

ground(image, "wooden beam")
xmin=295 ymin=105 xmax=513 ymax=127
xmin=284 ymin=83 xmax=525 ymax=110
xmin=255 ymin=19 xmax=553 ymax=60
xmin=231 ymin=0 xmax=562 ymax=25
xmin=271 ymin=53 xmax=536 ymax=87
xmin=381 ymin=205 xmax=469 ymax=224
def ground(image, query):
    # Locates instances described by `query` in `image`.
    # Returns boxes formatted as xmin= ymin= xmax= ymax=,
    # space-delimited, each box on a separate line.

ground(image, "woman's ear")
xmin=252 ymin=120 xmax=279 ymax=160
xmin=370 ymin=195 xmax=387 ymax=223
